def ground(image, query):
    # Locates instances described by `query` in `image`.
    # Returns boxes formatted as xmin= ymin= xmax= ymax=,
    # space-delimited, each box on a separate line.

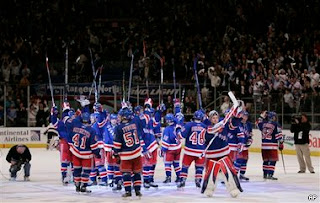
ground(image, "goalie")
xmin=201 ymin=104 xmax=244 ymax=198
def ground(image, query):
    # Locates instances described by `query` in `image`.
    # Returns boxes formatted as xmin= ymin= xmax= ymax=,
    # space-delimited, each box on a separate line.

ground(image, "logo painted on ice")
xmin=30 ymin=130 xmax=41 ymax=141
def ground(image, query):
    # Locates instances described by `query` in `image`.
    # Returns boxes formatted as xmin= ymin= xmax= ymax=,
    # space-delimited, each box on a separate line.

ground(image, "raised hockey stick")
xmin=88 ymin=48 xmax=98 ymax=103
xmin=193 ymin=56 xmax=202 ymax=109
xmin=45 ymin=54 xmax=55 ymax=107
xmin=64 ymin=46 xmax=68 ymax=101
xmin=200 ymin=91 xmax=239 ymax=157
xmin=98 ymin=65 xmax=103 ymax=101
xmin=153 ymin=52 xmax=164 ymax=104
xmin=172 ymin=58 xmax=177 ymax=100
xmin=127 ymin=49 xmax=138 ymax=102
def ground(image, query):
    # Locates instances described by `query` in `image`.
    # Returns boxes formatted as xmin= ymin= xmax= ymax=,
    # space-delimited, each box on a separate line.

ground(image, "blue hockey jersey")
xmin=240 ymin=121 xmax=253 ymax=150
xmin=113 ymin=119 xmax=142 ymax=160
xmin=161 ymin=124 xmax=181 ymax=152
xmin=139 ymin=113 xmax=159 ymax=153
xmin=205 ymin=121 xmax=230 ymax=159
xmin=103 ymin=122 xmax=116 ymax=152
xmin=64 ymin=117 xmax=100 ymax=159
xmin=257 ymin=118 xmax=283 ymax=150
xmin=178 ymin=121 xmax=206 ymax=157
xmin=227 ymin=118 xmax=245 ymax=151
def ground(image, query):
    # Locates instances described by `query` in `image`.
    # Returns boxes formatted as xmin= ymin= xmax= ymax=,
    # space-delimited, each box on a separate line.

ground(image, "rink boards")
xmin=0 ymin=127 xmax=319 ymax=156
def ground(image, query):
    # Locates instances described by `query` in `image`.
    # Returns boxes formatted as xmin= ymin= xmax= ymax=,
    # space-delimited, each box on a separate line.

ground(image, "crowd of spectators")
xmin=0 ymin=0 xmax=319 ymax=127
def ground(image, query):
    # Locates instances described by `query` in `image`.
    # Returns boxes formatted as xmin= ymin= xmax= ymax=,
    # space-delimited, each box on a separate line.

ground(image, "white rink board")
xmin=250 ymin=129 xmax=320 ymax=156
xmin=0 ymin=128 xmax=47 ymax=148
xmin=1 ymin=148 xmax=319 ymax=203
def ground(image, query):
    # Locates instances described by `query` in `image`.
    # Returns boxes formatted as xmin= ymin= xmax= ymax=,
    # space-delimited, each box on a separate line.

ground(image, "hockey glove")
xmin=113 ymin=153 xmax=121 ymax=164
xmin=245 ymin=139 xmax=253 ymax=148
xmin=238 ymin=143 xmax=244 ymax=153
xmin=51 ymin=106 xmax=58 ymax=116
xmin=159 ymin=149 xmax=165 ymax=158
xmin=143 ymin=151 xmax=152 ymax=160
xmin=278 ymin=141 xmax=284 ymax=151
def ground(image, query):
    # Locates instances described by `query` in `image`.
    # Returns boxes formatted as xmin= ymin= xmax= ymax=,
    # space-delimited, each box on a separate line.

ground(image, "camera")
xmin=291 ymin=115 xmax=301 ymax=123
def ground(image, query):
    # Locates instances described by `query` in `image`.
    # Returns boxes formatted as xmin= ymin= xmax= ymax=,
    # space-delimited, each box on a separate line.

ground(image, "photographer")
xmin=290 ymin=114 xmax=315 ymax=173
xmin=6 ymin=144 xmax=32 ymax=181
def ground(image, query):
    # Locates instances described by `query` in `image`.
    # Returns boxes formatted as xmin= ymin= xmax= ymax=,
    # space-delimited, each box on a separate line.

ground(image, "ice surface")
xmin=1 ymin=148 xmax=319 ymax=203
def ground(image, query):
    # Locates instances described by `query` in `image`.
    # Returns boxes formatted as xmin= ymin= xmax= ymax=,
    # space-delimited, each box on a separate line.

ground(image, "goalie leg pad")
xmin=201 ymin=159 xmax=221 ymax=197
xmin=219 ymin=156 xmax=242 ymax=197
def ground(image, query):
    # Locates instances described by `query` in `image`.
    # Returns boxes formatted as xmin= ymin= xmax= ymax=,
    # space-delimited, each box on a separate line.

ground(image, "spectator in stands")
xmin=36 ymin=101 xmax=49 ymax=127
xmin=28 ymin=98 xmax=39 ymax=127
xmin=7 ymin=103 xmax=17 ymax=127
xmin=220 ymin=96 xmax=231 ymax=114
xmin=16 ymin=102 xmax=27 ymax=127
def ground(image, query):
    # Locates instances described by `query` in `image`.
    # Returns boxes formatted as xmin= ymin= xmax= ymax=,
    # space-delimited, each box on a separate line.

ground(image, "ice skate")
xmin=87 ymin=180 xmax=97 ymax=186
xmin=163 ymin=176 xmax=171 ymax=183
xmin=9 ymin=177 xmax=16 ymax=181
xmin=24 ymin=176 xmax=30 ymax=181
xmin=177 ymin=180 xmax=185 ymax=188
xmin=122 ymin=191 xmax=132 ymax=199
xmin=267 ymin=174 xmax=278 ymax=180
xmin=149 ymin=181 xmax=158 ymax=188
xmin=112 ymin=182 xmax=122 ymax=192
xmin=143 ymin=182 xmax=150 ymax=189
xmin=239 ymin=174 xmax=249 ymax=181
xmin=195 ymin=178 xmax=201 ymax=188
xmin=75 ymin=183 xmax=81 ymax=192
xmin=80 ymin=186 xmax=92 ymax=193
xmin=135 ymin=190 xmax=142 ymax=199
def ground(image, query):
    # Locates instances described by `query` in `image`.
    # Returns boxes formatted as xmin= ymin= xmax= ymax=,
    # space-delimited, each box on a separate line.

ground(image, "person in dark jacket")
xmin=6 ymin=144 xmax=32 ymax=181
xmin=290 ymin=114 xmax=315 ymax=173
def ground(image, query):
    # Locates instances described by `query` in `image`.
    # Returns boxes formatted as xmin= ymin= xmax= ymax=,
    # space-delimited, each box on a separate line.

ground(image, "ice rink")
xmin=1 ymin=148 xmax=319 ymax=203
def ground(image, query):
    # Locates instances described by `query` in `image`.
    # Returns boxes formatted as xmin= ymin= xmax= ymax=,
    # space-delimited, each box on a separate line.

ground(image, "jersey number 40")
xmin=189 ymin=130 xmax=205 ymax=145
xmin=123 ymin=130 xmax=140 ymax=147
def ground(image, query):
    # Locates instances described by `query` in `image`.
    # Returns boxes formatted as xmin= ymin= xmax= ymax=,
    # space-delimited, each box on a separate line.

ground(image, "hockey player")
xmin=140 ymin=98 xmax=160 ymax=188
xmin=64 ymin=111 xmax=101 ymax=193
xmin=89 ymin=107 xmax=108 ymax=186
xmin=113 ymin=107 xmax=143 ymax=198
xmin=257 ymin=111 xmax=284 ymax=180
xmin=50 ymin=102 xmax=73 ymax=185
xmin=201 ymin=109 xmax=243 ymax=198
xmin=234 ymin=111 xmax=253 ymax=181
xmin=224 ymin=108 xmax=245 ymax=163
xmin=160 ymin=113 xmax=182 ymax=184
xmin=104 ymin=113 xmax=122 ymax=190
xmin=176 ymin=110 xmax=207 ymax=188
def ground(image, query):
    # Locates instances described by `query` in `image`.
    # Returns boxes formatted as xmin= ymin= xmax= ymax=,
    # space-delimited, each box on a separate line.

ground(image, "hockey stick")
xmin=45 ymin=54 xmax=55 ymax=107
xmin=98 ymin=65 xmax=103 ymax=101
xmin=193 ymin=56 xmax=202 ymax=109
xmin=280 ymin=150 xmax=287 ymax=174
xmin=200 ymin=91 xmax=239 ymax=157
xmin=127 ymin=49 xmax=138 ymax=102
xmin=153 ymin=52 xmax=164 ymax=104
xmin=88 ymin=48 xmax=98 ymax=103
xmin=172 ymin=58 xmax=177 ymax=100
xmin=64 ymin=46 xmax=68 ymax=101
xmin=88 ymin=69 xmax=99 ymax=101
